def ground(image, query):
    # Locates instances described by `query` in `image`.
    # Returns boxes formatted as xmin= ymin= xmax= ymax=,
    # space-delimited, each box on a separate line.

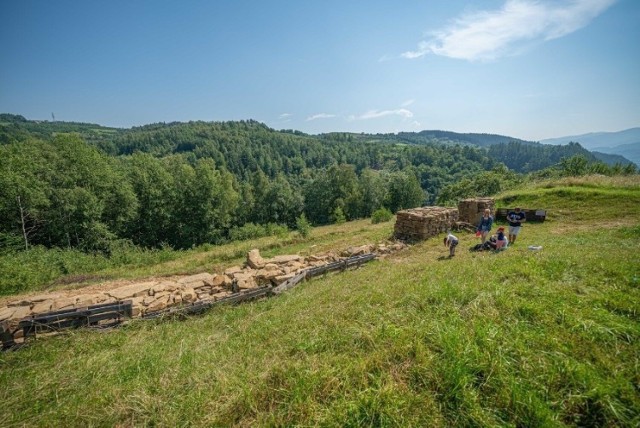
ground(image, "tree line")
xmin=0 ymin=117 xmax=635 ymax=253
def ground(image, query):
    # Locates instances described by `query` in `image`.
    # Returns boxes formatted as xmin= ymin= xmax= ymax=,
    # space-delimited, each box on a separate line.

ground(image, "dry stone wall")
xmin=457 ymin=198 xmax=495 ymax=225
xmin=394 ymin=207 xmax=459 ymax=241
xmin=1 ymin=242 xmax=407 ymax=340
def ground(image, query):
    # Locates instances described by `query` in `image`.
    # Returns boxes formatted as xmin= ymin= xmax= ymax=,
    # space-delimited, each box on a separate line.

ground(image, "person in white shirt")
xmin=444 ymin=232 xmax=459 ymax=257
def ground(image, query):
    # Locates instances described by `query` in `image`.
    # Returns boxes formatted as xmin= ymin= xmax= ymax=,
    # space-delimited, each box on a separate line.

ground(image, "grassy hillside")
xmin=1 ymin=176 xmax=639 ymax=427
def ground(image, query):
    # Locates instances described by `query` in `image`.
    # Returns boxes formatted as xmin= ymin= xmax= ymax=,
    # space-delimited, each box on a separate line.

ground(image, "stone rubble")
xmin=0 ymin=241 xmax=408 ymax=336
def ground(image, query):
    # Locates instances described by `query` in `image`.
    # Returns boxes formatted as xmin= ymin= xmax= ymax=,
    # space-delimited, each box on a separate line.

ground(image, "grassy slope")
xmin=1 ymin=176 xmax=639 ymax=427
xmin=0 ymin=216 xmax=393 ymax=298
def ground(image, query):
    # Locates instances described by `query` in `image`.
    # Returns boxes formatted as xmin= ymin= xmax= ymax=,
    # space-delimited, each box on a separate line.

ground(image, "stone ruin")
xmin=457 ymin=198 xmax=495 ymax=225
xmin=0 ymin=242 xmax=407 ymax=342
xmin=393 ymin=206 xmax=459 ymax=241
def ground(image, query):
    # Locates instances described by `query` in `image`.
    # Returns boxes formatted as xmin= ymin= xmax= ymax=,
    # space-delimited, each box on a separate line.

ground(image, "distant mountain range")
xmin=540 ymin=128 xmax=640 ymax=166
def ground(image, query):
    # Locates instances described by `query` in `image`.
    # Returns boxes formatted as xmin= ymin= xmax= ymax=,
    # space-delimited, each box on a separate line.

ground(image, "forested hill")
xmin=388 ymin=129 xmax=633 ymax=169
xmin=1 ymin=114 xmax=636 ymax=252
xmin=0 ymin=116 xmax=500 ymax=252
xmin=397 ymin=130 xmax=535 ymax=147
xmin=0 ymin=113 xmax=120 ymax=146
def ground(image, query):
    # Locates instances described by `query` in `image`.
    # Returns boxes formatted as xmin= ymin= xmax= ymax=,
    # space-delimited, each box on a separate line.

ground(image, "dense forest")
xmin=0 ymin=114 xmax=635 ymax=252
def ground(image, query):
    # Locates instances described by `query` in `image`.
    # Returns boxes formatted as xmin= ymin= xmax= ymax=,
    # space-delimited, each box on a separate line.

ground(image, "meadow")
xmin=1 ymin=175 xmax=639 ymax=427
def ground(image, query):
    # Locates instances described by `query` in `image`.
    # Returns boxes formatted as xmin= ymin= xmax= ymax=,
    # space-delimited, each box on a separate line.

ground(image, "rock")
xmin=52 ymin=297 xmax=77 ymax=311
xmin=31 ymin=300 xmax=54 ymax=314
xmin=194 ymin=286 xmax=213 ymax=294
xmin=268 ymin=254 xmax=302 ymax=264
xmin=274 ymin=273 xmax=296 ymax=284
xmin=11 ymin=305 xmax=32 ymax=321
xmin=237 ymin=276 xmax=258 ymax=290
xmin=75 ymin=294 xmax=102 ymax=307
xmin=224 ymin=266 xmax=243 ymax=276
xmin=127 ymin=297 xmax=146 ymax=317
xmin=172 ymin=293 xmax=183 ymax=305
xmin=107 ymin=282 xmax=157 ymax=300
xmin=100 ymin=296 xmax=117 ymax=305
xmin=150 ymin=281 xmax=180 ymax=296
xmin=197 ymin=292 xmax=211 ymax=300
xmin=222 ymin=275 xmax=233 ymax=287
xmin=341 ymin=245 xmax=373 ymax=257
xmin=146 ymin=294 xmax=171 ymax=313
xmin=0 ymin=307 xmax=16 ymax=322
xmin=7 ymin=299 xmax=34 ymax=307
xmin=28 ymin=294 xmax=63 ymax=303
xmin=212 ymin=291 xmax=232 ymax=301
xmin=142 ymin=295 xmax=157 ymax=306
xmin=210 ymin=274 xmax=226 ymax=287
xmin=181 ymin=287 xmax=196 ymax=303
xmin=232 ymin=270 xmax=256 ymax=281
xmin=256 ymin=267 xmax=284 ymax=281
xmin=246 ymin=249 xmax=266 ymax=269
xmin=178 ymin=273 xmax=215 ymax=287
xmin=285 ymin=261 xmax=304 ymax=271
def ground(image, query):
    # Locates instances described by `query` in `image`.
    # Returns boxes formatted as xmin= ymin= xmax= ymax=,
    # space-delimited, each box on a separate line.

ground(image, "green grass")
xmin=1 ymin=175 xmax=639 ymax=426
xmin=0 ymin=219 xmax=394 ymax=297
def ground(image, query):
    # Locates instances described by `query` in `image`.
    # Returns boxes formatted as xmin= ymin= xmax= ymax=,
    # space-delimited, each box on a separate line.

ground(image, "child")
xmin=444 ymin=232 xmax=459 ymax=257
xmin=495 ymin=226 xmax=508 ymax=250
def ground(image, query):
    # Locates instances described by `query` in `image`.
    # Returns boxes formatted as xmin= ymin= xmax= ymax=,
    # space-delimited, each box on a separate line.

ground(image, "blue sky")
xmin=1 ymin=0 xmax=638 ymax=141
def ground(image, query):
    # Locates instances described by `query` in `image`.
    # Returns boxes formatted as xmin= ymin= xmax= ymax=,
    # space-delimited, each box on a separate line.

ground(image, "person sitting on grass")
xmin=444 ymin=232 xmax=459 ymax=257
xmin=495 ymin=226 xmax=508 ymax=250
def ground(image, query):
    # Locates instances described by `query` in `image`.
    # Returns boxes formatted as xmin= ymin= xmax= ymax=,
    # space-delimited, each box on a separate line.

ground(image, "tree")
xmin=385 ymin=170 xmax=425 ymax=213
xmin=359 ymin=169 xmax=387 ymax=217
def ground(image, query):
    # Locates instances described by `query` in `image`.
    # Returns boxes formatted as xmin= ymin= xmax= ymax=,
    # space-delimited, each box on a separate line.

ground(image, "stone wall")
xmin=393 ymin=206 xmax=459 ymax=241
xmin=457 ymin=198 xmax=495 ymax=225
xmin=1 ymin=242 xmax=407 ymax=341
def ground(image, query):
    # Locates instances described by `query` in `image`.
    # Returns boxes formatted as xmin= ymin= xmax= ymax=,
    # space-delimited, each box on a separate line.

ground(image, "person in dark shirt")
xmin=507 ymin=207 xmax=526 ymax=244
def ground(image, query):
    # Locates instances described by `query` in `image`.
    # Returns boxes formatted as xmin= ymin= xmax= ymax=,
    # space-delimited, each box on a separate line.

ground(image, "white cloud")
xmin=279 ymin=113 xmax=292 ymax=119
xmin=402 ymin=0 xmax=616 ymax=61
xmin=352 ymin=109 xmax=414 ymax=121
xmin=401 ymin=99 xmax=415 ymax=107
xmin=306 ymin=113 xmax=336 ymax=121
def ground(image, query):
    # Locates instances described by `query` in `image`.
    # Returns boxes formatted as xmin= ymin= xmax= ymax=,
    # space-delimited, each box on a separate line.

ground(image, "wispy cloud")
xmin=306 ymin=113 xmax=336 ymax=121
xmin=279 ymin=113 xmax=292 ymax=119
xmin=401 ymin=99 xmax=415 ymax=107
xmin=402 ymin=0 xmax=616 ymax=61
xmin=351 ymin=109 xmax=414 ymax=121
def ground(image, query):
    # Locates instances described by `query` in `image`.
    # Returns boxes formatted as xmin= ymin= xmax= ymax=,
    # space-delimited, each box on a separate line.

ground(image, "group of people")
xmin=443 ymin=207 xmax=526 ymax=256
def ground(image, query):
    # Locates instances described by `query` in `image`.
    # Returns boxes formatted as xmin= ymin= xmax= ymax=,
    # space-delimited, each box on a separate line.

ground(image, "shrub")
xmin=295 ymin=214 xmax=312 ymax=238
xmin=332 ymin=207 xmax=346 ymax=225
xmin=371 ymin=207 xmax=393 ymax=224
xmin=228 ymin=223 xmax=289 ymax=242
